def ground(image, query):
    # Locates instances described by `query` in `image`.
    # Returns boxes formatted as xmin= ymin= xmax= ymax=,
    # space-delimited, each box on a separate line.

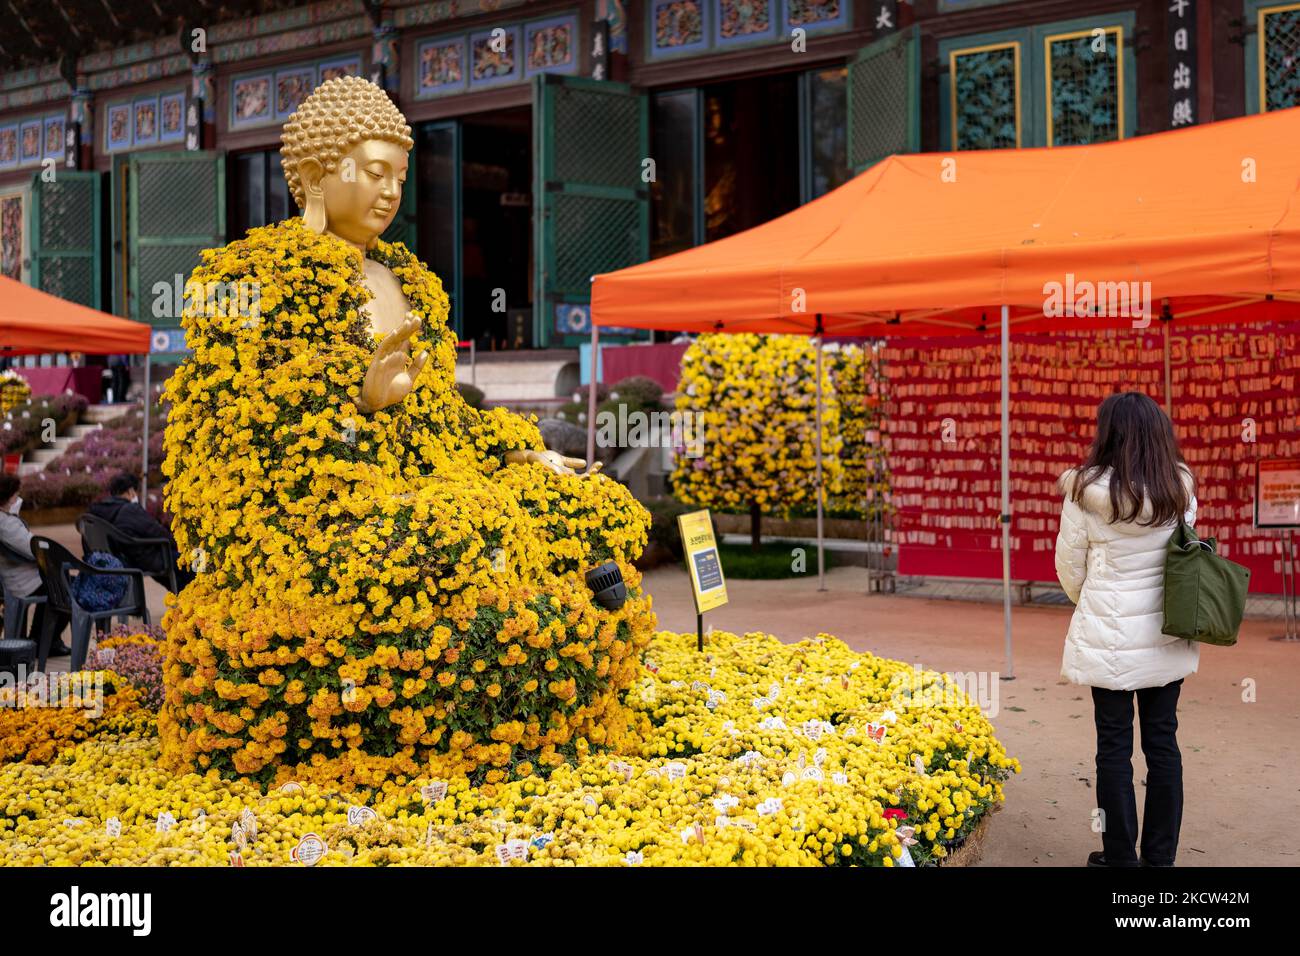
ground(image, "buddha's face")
xmin=319 ymin=139 xmax=408 ymax=246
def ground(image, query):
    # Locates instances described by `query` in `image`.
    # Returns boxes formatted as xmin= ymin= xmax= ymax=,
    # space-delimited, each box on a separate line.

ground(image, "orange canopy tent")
xmin=592 ymin=107 xmax=1300 ymax=337
xmin=2 ymin=276 xmax=155 ymax=498
xmin=0 ymin=276 xmax=151 ymax=355
xmin=589 ymin=107 xmax=1300 ymax=672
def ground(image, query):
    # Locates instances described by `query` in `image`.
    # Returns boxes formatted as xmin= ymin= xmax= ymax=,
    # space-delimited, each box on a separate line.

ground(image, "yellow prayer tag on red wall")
xmin=677 ymin=509 xmax=728 ymax=614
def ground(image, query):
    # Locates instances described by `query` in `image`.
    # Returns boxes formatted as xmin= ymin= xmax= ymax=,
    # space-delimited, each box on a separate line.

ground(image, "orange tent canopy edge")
xmin=592 ymin=107 xmax=1300 ymax=336
xmin=0 ymin=276 xmax=152 ymax=356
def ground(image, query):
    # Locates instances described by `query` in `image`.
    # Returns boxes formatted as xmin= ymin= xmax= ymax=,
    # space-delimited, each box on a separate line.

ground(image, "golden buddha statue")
xmin=158 ymin=76 xmax=655 ymax=793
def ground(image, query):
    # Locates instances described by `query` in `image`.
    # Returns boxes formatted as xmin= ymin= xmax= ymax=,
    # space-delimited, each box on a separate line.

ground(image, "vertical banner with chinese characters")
xmin=873 ymin=0 xmax=899 ymax=36
xmin=1168 ymin=0 xmax=1197 ymax=127
xmin=591 ymin=19 xmax=610 ymax=81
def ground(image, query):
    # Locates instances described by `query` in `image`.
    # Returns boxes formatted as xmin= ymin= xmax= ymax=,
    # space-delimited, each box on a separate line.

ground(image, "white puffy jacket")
xmin=1055 ymin=466 xmax=1199 ymax=691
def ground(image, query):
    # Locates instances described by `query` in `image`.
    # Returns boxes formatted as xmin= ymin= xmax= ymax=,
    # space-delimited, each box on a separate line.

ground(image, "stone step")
xmin=456 ymin=355 xmax=579 ymax=404
xmin=67 ymin=423 xmax=102 ymax=440
xmin=27 ymin=437 xmax=76 ymax=464
xmin=81 ymin=404 xmax=131 ymax=425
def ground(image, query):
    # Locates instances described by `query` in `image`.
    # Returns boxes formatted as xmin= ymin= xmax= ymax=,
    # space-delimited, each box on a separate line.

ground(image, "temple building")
xmin=0 ymin=0 xmax=1292 ymax=400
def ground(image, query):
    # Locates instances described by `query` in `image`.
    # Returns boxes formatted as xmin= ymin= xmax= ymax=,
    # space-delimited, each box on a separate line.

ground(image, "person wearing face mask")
xmin=87 ymin=472 xmax=195 ymax=593
xmin=0 ymin=473 xmax=69 ymax=655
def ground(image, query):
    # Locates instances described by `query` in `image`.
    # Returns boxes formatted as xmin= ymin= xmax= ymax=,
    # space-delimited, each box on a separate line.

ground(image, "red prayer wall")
xmin=882 ymin=323 xmax=1300 ymax=593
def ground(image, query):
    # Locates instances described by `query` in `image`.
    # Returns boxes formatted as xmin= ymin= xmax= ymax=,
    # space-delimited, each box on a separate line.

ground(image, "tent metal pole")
xmin=1000 ymin=304 xmax=1014 ymax=679
xmin=585 ymin=323 xmax=599 ymax=470
xmin=140 ymin=355 xmax=151 ymax=504
xmin=1163 ymin=321 xmax=1173 ymax=415
xmin=815 ymin=326 xmax=825 ymax=592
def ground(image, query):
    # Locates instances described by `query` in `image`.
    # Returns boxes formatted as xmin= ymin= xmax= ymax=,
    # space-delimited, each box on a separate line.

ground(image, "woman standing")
xmin=1055 ymin=391 xmax=1198 ymax=867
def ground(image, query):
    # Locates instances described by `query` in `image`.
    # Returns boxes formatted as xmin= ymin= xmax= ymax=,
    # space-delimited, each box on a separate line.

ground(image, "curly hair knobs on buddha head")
xmin=280 ymin=75 xmax=413 ymax=209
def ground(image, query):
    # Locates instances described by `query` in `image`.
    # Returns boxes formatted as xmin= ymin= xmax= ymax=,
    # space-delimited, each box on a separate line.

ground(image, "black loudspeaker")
xmin=585 ymin=561 xmax=627 ymax=611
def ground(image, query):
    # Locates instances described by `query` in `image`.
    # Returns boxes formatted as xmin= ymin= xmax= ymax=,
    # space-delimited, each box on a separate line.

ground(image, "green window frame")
xmin=940 ymin=13 xmax=1135 ymax=150
xmin=940 ymin=32 xmax=1025 ymax=150
xmin=1245 ymin=1 xmax=1300 ymax=112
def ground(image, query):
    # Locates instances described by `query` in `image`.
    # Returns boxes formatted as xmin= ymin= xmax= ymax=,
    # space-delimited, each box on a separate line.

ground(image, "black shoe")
xmin=1088 ymin=851 xmax=1140 ymax=868
xmin=47 ymin=641 xmax=73 ymax=657
xmin=1139 ymin=857 xmax=1174 ymax=867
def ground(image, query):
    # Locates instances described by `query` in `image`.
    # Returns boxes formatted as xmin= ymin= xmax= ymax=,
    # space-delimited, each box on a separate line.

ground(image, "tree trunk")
xmin=750 ymin=502 xmax=762 ymax=551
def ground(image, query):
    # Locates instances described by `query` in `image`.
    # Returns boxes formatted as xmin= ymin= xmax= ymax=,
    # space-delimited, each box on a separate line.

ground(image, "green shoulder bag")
xmin=1162 ymin=521 xmax=1250 ymax=646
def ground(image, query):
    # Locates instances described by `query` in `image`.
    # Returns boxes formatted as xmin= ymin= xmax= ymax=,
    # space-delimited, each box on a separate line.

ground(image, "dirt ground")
xmin=641 ymin=564 xmax=1300 ymax=867
xmin=32 ymin=521 xmax=1298 ymax=867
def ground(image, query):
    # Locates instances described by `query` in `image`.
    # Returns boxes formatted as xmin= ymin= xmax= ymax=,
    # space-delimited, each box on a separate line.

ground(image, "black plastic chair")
xmin=77 ymin=512 xmax=180 ymax=594
xmin=0 ymin=538 xmax=42 ymax=666
xmin=31 ymin=536 xmax=150 ymax=672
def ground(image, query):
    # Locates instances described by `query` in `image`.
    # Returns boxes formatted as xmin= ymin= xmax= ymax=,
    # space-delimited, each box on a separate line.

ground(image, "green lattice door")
xmin=847 ymin=24 xmax=921 ymax=175
xmin=126 ymin=151 xmax=225 ymax=325
xmin=29 ymin=171 xmax=103 ymax=309
xmin=534 ymin=74 xmax=649 ymax=347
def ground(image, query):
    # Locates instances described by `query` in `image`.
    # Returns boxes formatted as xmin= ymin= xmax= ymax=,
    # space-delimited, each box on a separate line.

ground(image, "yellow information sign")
xmin=677 ymin=509 xmax=728 ymax=614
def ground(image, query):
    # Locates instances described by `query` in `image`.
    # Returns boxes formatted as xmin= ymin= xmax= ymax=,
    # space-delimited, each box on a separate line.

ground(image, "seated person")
xmin=88 ymin=472 xmax=195 ymax=592
xmin=0 ymin=474 xmax=68 ymax=655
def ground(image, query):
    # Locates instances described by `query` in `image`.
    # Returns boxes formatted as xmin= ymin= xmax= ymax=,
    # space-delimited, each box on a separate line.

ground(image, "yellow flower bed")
xmin=160 ymin=218 xmax=656 ymax=789
xmin=672 ymin=333 xmax=843 ymax=516
xmin=0 ymin=673 xmax=150 ymax=766
xmin=0 ymin=631 xmax=1017 ymax=866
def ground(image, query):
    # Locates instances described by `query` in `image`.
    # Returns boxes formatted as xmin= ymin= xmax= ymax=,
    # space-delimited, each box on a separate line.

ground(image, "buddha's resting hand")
xmin=505 ymin=448 xmax=603 ymax=476
xmin=360 ymin=312 xmax=429 ymax=412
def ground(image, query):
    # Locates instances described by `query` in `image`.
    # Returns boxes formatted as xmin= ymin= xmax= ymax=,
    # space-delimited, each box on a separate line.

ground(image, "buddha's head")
xmin=280 ymin=76 xmax=414 ymax=249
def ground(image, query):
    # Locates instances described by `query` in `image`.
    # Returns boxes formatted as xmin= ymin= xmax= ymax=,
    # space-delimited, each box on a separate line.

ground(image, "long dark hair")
xmin=1070 ymin=391 xmax=1192 ymax=527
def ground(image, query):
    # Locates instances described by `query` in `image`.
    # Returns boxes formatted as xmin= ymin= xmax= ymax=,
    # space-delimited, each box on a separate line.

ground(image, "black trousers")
xmin=1091 ymin=678 xmax=1184 ymax=865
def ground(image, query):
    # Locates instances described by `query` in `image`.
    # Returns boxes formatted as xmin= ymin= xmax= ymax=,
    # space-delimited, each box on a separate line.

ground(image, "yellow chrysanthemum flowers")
xmin=158 ymin=218 xmax=655 ymax=789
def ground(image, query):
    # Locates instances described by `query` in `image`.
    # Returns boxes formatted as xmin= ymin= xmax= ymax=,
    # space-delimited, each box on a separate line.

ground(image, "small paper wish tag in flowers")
xmin=714 ymin=815 xmax=732 ymax=829
xmin=781 ymin=771 xmax=797 ymax=787
xmin=831 ymin=772 xmax=848 ymax=786
xmin=756 ymin=797 xmax=784 ymax=817
xmin=864 ymin=723 xmax=888 ymax=745
xmin=768 ymin=682 xmax=781 ymax=701
xmin=63 ymin=818 xmax=84 ymax=828
xmin=735 ymin=819 xmax=758 ymax=832
xmin=609 ymin=760 xmax=634 ymax=782
xmin=880 ymin=709 xmax=898 ymax=724
xmin=751 ymin=696 xmax=771 ymax=710
xmin=814 ymin=747 xmax=827 ymax=767
xmin=843 ymin=726 xmax=858 ymax=739
xmin=643 ymin=767 xmax=661 ymax=779
xmin=229 ymin=851 xmax=245 ymax=867
xmin=420 ymin=780 xmax=449 ymax=802
xmin=155 ymin=811 xmax=176 ymax=834
xmin=712 ymin=794 xmax=739 ymax=814
xmin=801 ymin=766 xmax=823 ymax=782
xmin=495 ymin=845 xmax=512 ymax=866
xmin=735 ymin=751 xmax=763 ymax=767
xmin=508 ymin=839 xmax=529 ymax=861
xmin=758 ymin=715 xmax=786 ymax=731
xmin=530 ymin=832 xmax=555 ymax=852
xmin=665 ymin=762 xmax=687 ymax=781
xmin=99 ymin=647 xmax=116 ymax=664
xmin=231 ymin=821 xmax=248 ymax=850
xmin=797 ymin=752 xmax=807 ymax=770
xmin=583 ymin=794 xmax=599 ymax=810
xmin=624 ymin=850 xmax=644 ymax=866
xmin=912 ymin=754 xmax=929 ymax=776
xmin=279 ymin=781 xmax=303 ymax=794
xmin=690 ymin=680 xmax=708 ymax=693
xmin=105 ymin=817 xmax=121 ymax=839
xmin=292 ymin=833 xmax=328 ymax=866
xmin=644 ymin=658 xmax=659 ymax=674
xmin=954 ymin=720 xmax=964 ymax=733
xmin=347 ymin=805 xmax=378 ymax=826
xmin=239 ymin=807 xmax=257 ymax=842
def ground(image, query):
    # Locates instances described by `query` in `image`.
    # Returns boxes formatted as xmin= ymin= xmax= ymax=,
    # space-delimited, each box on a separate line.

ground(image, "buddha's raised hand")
xmin=360 ymin=312 xmax=429 ymax=412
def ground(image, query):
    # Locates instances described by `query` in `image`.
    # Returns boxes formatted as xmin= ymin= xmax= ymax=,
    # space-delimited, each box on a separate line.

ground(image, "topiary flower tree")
xmin=671 ymin=333 xmax=842 ymax=549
